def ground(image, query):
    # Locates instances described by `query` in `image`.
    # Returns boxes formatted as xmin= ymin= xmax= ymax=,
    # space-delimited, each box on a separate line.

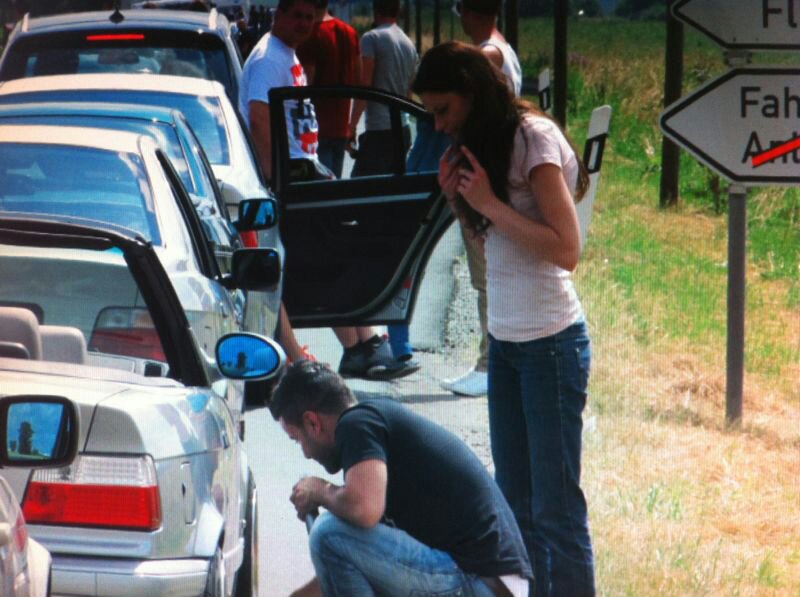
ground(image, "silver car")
xmin=0 ymin=215 xmax=283 ymax=597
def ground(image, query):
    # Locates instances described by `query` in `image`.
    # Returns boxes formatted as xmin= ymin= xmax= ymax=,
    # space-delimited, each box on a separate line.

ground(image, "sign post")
xmin=663 ymin=1 xmax=800 ymax=424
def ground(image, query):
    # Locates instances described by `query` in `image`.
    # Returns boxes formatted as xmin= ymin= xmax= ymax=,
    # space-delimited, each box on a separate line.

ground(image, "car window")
xmin=277 ymin=90 xmax=441 ymax=189
xmin=0 ymin=143 xmax=160 ymax=243
xmin=0 ymin=114 xmax=193 ymax=191
xmin=0 ymin=90 xmax=231 ymax=166
xmin=0 ymin=244 xmax=167 ymax=365
xmin=0 ymin=30 xmax=236 ymax=100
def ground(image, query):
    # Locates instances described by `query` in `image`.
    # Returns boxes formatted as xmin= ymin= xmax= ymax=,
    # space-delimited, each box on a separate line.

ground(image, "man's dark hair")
xmin=269 ymin=361 xmax=356 ymax=426
xmin=462 ymin=0 xmax=501 ymax=16
xmin=373 ymin=0 xmax=400 ymax=18
xmin=312 ymin=0 xmax=329 ymax=10
xmin=277 ymin=0 xmax=314 ymax=11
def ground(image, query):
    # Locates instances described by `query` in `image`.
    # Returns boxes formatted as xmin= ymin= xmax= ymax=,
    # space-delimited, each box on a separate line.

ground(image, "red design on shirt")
xmin=291 ymin=64 xmax=305 ymax=87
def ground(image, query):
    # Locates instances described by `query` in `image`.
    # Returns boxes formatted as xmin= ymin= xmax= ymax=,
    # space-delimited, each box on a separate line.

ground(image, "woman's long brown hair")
xmin=412 ymin=41 xmax=589 ymax=236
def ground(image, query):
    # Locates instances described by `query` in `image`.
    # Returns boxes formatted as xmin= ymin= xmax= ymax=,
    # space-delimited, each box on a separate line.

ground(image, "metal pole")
xmin=433 ymin=0 xmax=441 ymax=45
xmin=553 ymin=0 xmax=568 ymax=127
xmin=726 ymin=184 xmax=747 ymax=425
xmin=404 ymin=0 xmax=411 ymax=33
xmin=659 ymin=7 xmax=683 ymax=208
xmin=415 ymin=0 xmax=422 ymax=53
xmin=505 ymin=0 xmax=518 ymax=51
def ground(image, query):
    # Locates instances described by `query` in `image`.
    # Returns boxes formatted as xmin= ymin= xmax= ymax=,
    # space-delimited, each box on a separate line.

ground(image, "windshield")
xmin=0 ymin=143 xmax=160 ymax=243
xmin=0 ymin=29 xmax=236 ymax=100
xmin=0 ymin=90 xmax=230 ymax=166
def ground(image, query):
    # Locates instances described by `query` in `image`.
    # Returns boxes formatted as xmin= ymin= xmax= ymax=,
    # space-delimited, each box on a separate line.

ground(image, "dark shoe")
xmin=364 ymin=337 xmax=420 ymax=380
xmin=338 ymin=347 xmax=370 ymax=379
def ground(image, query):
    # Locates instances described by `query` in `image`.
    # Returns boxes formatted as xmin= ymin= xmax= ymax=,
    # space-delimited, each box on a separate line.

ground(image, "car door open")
xmin=269 ymin=85 xmax=452 ymax=327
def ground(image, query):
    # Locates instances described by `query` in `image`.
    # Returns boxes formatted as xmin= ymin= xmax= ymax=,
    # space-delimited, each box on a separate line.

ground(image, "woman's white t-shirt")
xmin=486 ymin=114 xmax=583 ymax=342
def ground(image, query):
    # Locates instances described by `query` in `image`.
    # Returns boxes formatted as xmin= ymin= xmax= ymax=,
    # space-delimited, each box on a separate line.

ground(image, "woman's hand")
xmin=456 ymin=146 xmax=498 ymax=217
xmin=438 ymin=145 xmax=461 ymax=203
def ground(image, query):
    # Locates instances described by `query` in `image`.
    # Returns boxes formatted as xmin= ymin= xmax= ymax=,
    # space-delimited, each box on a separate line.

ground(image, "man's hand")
xmin=290 ymin=476 xmax=327 ymax=520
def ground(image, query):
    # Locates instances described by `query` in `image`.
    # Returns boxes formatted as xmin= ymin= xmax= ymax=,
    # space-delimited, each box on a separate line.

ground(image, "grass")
xmin=409 ymin=14 xmax=798 ymax=596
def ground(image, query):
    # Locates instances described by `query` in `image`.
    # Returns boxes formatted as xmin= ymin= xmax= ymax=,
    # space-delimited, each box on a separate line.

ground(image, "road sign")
xmin=660 ymin=67 xmax=800 ymax=185
xmin=672 ymin=0 xmax=800 ymax=50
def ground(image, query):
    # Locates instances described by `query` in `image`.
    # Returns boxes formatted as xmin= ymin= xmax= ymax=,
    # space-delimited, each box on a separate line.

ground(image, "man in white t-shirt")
xmin=440 ymin=0 xmax=523 ymax=398
xmin=240 ymin=0 xmax=319 ymax=182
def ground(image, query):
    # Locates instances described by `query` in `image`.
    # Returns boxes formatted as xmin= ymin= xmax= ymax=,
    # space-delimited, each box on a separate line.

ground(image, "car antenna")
xmin=109 ymin=0 xmax=125 ymax=24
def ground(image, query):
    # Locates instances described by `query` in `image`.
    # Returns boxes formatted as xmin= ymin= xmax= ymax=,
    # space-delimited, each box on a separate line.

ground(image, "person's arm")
xmin=348 ymin=55 xmax=374 ymax=141
xmin=249 ymin=100 xmax=273 ymax=181
xmin=480 ymin=44 xmax=504 ymax=70
xmin=290 ymin=459 xmax=387 ymax=528
xmin=456 ymin=145 xmax=581 ymax=271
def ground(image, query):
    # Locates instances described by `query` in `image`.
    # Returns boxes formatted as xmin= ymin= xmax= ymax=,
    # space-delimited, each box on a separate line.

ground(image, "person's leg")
xmin=317 ymin=138 xmax=346 ymax=179
xmin=308 ymin=512 xmax=495 ymax=597
xmin=462 ymin=226 xmax=488 ymax=373
xmin=335 ymin=327 xmax=418 ymax=380
xmin=516 ymin=322 xmax=595 ymax=597
xmin=387 ymin=324 xmax=413 ymax=360
xmin=441 ymin=225 xmax=489 ymax=396
xmin=486 ymin=336 xmax=538 ymax=593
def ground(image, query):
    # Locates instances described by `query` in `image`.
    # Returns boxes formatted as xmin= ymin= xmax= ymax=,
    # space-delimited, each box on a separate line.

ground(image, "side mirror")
xmin=234 ymin=198 xmax=278 ymax=232
xmin=0 ymin=396 xmax=79 ymax=468
xmin=216 ymin=332 xmax=285 ymax=381
xmin=222 ymin=247 xmax=281 ymax=291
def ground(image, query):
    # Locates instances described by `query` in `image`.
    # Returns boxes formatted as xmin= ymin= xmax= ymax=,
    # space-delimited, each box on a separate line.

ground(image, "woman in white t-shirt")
xmin=413 ymin=41 xmax=596 ymax=597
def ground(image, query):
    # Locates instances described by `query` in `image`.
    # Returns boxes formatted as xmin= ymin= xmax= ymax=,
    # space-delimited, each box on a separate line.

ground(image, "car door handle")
xmin=341 ymin=220 xmax=359 ymax=226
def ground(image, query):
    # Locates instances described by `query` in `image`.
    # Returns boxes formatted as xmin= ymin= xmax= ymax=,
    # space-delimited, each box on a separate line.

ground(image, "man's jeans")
xmin=308 ymin=512 xmax=496 ymax=596
xmin=488 ymin=321 xmax=596 ymax=597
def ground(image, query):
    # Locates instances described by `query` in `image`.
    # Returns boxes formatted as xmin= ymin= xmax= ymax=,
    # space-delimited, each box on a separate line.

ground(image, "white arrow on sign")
xmin=660 ymin=67 xmax=800 ymax=185
xmin=672 ymin=0 xmax=800 ymax=50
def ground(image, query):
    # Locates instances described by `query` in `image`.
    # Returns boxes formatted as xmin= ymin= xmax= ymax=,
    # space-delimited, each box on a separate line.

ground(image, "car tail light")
xmin=239 ymin=231 xmax=259 ymax=247
xmin=89 ymin=307 xmax=166 ymax=361
xmin=23 ymin=455 xmax=162 ymax=531
xmin=12 ymin=512 xmax=27 ymax=553
xmin=86 ymin=34 xmax=145 ymax=41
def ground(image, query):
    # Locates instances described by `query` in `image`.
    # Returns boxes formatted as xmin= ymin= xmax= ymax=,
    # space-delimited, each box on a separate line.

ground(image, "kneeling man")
xmin=270 ymin=360 xmax=532 ymax=596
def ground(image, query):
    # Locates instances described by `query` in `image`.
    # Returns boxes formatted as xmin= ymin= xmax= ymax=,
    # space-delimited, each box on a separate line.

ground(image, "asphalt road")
xmin=245 ymin=223 xmax=477 ymax=596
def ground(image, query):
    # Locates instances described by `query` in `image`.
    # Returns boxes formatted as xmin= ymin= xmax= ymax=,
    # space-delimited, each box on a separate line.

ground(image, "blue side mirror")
xmin=215 ymin=332 xmax=285 ymax=381
xmin=235 ymin=197 xmax=278 ymax=232
xmin=0 ymin=396 xmax=79 ymax=468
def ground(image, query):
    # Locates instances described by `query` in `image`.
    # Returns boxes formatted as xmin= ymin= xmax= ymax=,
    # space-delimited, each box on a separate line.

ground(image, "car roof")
xmin=17 ymin=9 xmax=227 ymax=36
xmin=0 ymin=101 xmax=181 ymax=124
xmin=0 ymin=72 xmax=225 ymax=98
xmin=0 ymin=123 xmax=147 ymax=153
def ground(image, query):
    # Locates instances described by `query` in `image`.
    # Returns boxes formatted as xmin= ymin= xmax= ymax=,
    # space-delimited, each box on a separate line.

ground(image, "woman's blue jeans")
xmin=488 ymin=321 xmax=595 ymax=597
xmin=308 ymin=512 xmax=496 ymax=596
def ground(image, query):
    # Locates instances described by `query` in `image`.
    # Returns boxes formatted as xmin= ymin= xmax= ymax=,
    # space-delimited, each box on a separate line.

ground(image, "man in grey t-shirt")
xmin=347 ymin=0 xmax=417 ymax=176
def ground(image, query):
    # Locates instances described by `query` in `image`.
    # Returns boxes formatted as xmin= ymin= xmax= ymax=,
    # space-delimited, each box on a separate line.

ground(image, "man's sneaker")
xmin=440 ymin=369 xmax=488 ymax=397
xmin=339 ymin=336 xmax=420 ymax=381
xmin=365 ymin=336 xmax=419 ymax=380
xmin=338 ymin=347 xmax=370 ymax=379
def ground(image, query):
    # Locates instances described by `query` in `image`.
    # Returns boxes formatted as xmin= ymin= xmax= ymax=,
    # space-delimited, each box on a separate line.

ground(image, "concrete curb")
xmin=409 ymin=222 xmax=464 ymax=351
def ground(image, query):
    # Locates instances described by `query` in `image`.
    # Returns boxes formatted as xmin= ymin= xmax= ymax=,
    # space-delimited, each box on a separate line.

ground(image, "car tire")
xmin=204 ymin=545 xmax=226 ymax=597
xmin=234 ymin=474 xmax=258 ymax=597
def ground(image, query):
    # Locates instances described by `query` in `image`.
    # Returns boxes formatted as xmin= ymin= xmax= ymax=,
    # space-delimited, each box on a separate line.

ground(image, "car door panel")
xmin=269 ymin=86 xmax=451 ymax=326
